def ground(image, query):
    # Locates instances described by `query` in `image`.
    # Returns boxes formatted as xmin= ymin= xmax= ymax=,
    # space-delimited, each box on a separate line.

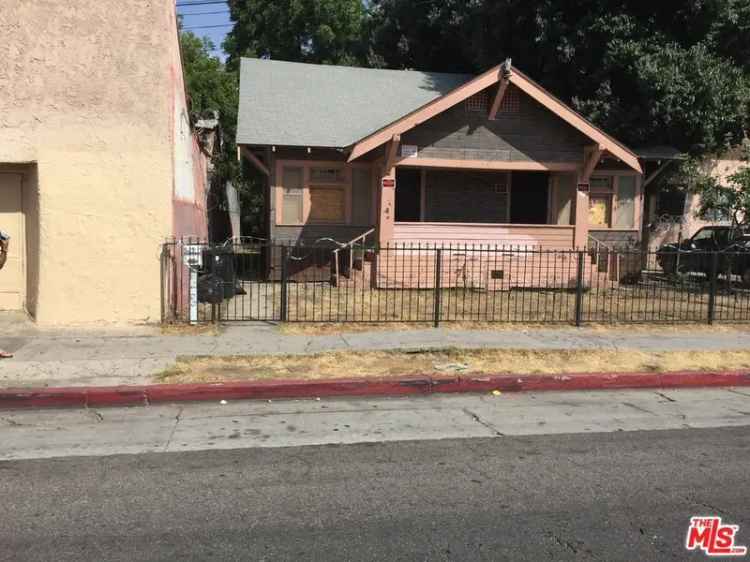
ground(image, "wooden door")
xmin=0 ymin=173 xmax=24 ymax=310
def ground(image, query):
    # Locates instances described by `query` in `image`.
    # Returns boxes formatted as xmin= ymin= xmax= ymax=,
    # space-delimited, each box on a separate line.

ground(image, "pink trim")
xmin=395 ymin=157 xmax=580 ymax=172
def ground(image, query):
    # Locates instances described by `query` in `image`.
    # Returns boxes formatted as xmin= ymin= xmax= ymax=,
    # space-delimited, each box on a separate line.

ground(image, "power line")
xmin=183 ymin=23 xmax=234 ymax=30
xmin=176 ymin=1 xmax=228 ymax=6
xmin=179 ymin=9 xmax=230 ymax=16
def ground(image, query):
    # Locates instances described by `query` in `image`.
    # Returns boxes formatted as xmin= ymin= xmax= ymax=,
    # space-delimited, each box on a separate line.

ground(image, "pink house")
xmin=236 ymin=59 xmax=650 ymax=287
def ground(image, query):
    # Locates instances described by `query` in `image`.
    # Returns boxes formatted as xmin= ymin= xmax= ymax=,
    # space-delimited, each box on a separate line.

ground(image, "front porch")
xmin=388 ymin=167 xmax=580 ymax=249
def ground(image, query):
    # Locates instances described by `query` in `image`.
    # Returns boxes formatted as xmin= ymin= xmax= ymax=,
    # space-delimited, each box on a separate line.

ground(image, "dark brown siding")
xmin=401 ymin=84 xmax=589 ymax=163
xmin=424 ymin=170 xmax=510 ymax=222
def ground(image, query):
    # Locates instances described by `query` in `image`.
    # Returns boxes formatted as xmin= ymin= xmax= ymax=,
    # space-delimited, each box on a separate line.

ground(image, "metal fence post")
xmin=575 ymin=250 xmax=585 ymax=327
xmin=707 ymin=252 xmax=719 ymax=325
xmin=280 ymin=245 xmax=289 ymax=322
xmin=433 ymin=248 xmax=442 ymax=328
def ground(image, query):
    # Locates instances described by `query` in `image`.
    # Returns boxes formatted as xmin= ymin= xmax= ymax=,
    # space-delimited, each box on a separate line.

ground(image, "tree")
xmin=180 ymin=32 xmax=238 ymax=140
xmin=223 ymin=0 xmax=368 ymax=71
xmin=677 ymin=143 xmax=750 ymax=229
xmin=365 ymin=0 xmax=750 ymax=154
xmin=180 ymin=32 xmax=266 ymax=238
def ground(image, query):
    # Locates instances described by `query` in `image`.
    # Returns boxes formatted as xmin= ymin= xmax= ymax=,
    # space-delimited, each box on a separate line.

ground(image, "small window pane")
xmin=310 ymin=167 xmax=344 ymax=183
xmin=614 ymin=175 xmax=636 ymax=228
xmin=281 ymin=167 xmax=303 ymax=224
xmin=310 ymin=187 xmax=345 ymax=222
xmin=590 ymin=176 xmax=613 ymax=192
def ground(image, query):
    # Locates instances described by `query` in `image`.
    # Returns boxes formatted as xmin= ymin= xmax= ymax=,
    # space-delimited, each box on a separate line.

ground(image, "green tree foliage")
xmin=673 ymin=143 xmax=750 ymax=228
xmin=180 ymin=32 xmax=265 ymax=237
xmin=365 ymin=0 xmax=750 ymax=154
xmin=223 ymin=0 xmax=367 ymax=71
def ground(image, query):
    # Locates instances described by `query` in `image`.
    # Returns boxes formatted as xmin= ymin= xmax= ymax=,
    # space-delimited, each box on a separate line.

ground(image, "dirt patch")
xmin=155 ymin=348 xmax=750 ymax=384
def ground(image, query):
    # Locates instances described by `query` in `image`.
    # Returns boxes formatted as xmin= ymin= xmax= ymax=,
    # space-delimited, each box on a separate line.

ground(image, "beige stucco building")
xmin=646 ymin=152 xmax=747 ymax=250
xmin=0 ymin=1 xmax=208 ymax=324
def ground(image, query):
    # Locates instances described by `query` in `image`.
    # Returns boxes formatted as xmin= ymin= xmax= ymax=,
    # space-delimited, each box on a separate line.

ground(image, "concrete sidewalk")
xmin=2 ymin=322 xmax=750 ymax=388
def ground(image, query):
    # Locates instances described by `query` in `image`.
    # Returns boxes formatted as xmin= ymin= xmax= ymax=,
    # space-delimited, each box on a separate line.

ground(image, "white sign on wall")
xmin=401 ymin=144 xmax=419 ymax=158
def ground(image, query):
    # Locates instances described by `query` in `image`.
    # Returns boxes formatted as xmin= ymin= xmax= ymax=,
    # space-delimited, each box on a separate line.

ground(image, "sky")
xmin=177 ymin=0 xmax=232 ymax=61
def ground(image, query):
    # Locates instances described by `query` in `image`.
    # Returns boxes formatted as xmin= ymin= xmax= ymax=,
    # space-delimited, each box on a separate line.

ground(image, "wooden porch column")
xmin=573 ymin=145 xmax=603 ymax=249
xmin=378 ymin=136 xmax=400 ymax=246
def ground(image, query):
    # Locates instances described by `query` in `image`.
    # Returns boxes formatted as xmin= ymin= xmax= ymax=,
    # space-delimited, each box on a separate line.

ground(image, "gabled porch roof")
xmin=347 ymin=61 xmax=642 ymax=174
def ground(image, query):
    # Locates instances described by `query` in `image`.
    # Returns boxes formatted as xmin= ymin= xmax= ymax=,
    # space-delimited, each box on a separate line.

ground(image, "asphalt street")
xmin=1 ymin=390 xmax=749 ymax=561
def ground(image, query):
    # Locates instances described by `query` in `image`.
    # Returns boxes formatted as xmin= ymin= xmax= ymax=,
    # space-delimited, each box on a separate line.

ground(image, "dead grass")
xmin=214 ymin=280 xmax=750 ymax=327
xmin=155 ymin=348 xmax=750 ymax=384
xmin=278 ymin=320 xmax=750 ymax=336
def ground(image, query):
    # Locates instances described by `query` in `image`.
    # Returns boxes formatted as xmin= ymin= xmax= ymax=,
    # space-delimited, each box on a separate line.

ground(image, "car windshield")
xmin=691 ymin=229 xmax=718 ymax=242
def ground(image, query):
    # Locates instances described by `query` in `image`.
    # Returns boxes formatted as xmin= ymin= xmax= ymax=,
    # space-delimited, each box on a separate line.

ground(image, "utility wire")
xmin=179 ymin=10 xmax=230 ymax=16
xmin=176 ymin=1 xmax=228 ymax=6
xmin=183 ymin=23 xmax=234 ymax=30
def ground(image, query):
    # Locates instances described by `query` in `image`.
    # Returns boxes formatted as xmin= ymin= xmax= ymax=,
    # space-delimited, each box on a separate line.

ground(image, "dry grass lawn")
xmin=278 ymin=321 xmax=750 ymax=336
xmin=155 ymin=348 xmax=750 ymax=384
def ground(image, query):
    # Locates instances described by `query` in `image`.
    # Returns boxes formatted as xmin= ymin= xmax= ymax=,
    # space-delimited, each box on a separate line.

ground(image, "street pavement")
xmin=3 ymin=321 xmax=750 ymax=387
xmin=1 ymin=388 xmax=750 ymax=560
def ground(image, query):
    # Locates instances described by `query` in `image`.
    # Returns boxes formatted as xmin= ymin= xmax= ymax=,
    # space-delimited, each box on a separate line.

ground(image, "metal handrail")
xmin=588 ymin=234 xmax=619 ymax=279
xmin=332 ymin=228 xmax=376 ymax=284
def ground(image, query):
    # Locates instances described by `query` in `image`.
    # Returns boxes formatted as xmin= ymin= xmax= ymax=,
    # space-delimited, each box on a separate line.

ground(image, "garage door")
xmin=0 ymin=173 xmax=24 ymax=310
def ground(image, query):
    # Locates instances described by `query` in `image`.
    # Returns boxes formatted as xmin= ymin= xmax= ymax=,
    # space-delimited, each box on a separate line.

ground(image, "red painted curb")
xmin=1 ymin=370 xmax=749 ymax=410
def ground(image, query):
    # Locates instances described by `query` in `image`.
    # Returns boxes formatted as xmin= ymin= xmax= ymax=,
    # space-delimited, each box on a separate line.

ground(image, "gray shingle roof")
xmin=237 ymin=58 xmax=473 ymax=148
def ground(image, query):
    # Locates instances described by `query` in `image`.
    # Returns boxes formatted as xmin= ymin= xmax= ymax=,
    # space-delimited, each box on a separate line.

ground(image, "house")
xmin=236 ymin=59 xmax=655 ymax=288
xmin=0 ymin=1 xmax=211 ymax=323
xmin=644 ymin=148 xmax=746 ymax=251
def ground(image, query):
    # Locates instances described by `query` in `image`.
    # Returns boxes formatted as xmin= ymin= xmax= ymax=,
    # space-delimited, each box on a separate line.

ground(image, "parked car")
xmin=656 ymin=226 xmax=750 ymax=285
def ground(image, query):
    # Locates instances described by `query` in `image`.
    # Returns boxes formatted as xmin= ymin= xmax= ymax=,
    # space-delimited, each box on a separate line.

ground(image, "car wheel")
xmin=742 ymin=267 xmax=750 ymax=288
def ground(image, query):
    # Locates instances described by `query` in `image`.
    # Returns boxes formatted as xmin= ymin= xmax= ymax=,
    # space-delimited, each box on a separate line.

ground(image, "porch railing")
xmin=332 ymin=228 xmax=376 ymax=286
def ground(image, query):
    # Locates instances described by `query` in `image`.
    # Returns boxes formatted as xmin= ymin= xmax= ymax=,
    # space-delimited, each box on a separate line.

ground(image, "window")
xmin=589 ymin=195 xmax=612 ymax=227
xmin=590 ymin=176 xmax=613 ymax=192
xmin=309 ymin=186 xmax=346 ymax=223
xmin=281 ymin=167 xmax=303 ymax=224
xmin=614 ymin=175 xmax=636 ymax=228
xmin=466 ymin=91 xmax=489 ymax=112
xmin=310 ymin=167 xmax=344 ymax=183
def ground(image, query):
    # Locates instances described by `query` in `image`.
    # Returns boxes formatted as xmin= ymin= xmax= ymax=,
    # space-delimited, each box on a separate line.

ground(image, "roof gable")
xmin=347 ymin=63 xmax=642 ymax=173
xmin=236 ymin=58 xmax=472 ymax=148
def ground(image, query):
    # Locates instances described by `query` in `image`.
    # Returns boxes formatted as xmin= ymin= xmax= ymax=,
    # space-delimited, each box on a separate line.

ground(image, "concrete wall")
xmin=401 ymin=84 xmax=590 ymax=163
xmin=0 ymin=1 xmax=205 ymax=324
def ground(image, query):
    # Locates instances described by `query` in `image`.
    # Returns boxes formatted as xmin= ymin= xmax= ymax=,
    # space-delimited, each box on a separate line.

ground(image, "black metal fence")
xmin=161 ymin=239 xmax=750 ymax=325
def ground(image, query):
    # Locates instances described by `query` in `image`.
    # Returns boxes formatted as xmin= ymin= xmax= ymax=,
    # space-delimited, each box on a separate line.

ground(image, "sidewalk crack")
xmin=462 ymin=407 xmax=504 ymax=436
xmin=163 ymin=406 xmax=184 ymax=452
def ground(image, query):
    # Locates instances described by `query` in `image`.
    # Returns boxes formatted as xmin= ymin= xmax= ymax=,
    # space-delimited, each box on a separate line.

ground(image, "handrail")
xmin=332 ymin=228 xmax=376 ymax=285
xmin=587 ymin=234 xmax=614 ymax=253
xmin=587 ymin=234 xmax=623 ymax=281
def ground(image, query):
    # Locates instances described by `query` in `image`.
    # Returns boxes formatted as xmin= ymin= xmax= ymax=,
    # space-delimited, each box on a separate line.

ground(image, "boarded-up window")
xmin=281 ymin=167 xmax=303 ymax=224
xmin=309 ymin=187 xmax=345 ymax=223
xmin=614 ymin=175 xmax=636 ymax=228
xmin=589 ymin=195 xmax=612 ymax=227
